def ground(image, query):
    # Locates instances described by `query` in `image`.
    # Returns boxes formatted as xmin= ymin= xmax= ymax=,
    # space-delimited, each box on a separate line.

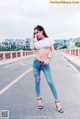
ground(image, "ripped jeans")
xmin=33 ymin=58 xmax=59 ymax=100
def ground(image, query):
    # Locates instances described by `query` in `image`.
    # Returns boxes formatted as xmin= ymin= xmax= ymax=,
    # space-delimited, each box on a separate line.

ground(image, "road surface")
xmin=0 ymin=51 xmax=80 ymax=119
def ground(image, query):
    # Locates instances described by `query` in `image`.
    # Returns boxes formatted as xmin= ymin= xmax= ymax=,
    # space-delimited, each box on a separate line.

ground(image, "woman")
xmin=30 ymin=25 xmax=64 ymax=113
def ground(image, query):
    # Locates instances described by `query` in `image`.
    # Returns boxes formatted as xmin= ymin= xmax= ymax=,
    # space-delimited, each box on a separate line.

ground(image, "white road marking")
xmin=61 ymin=54 xmax=80 ymax=74
xmin=0 ymin=67 xmax=32 ymax=95
xmin=20 ymin=62 xmax=32 ymax=66
xmin=20 ymin=63 xmax=25 ymax=65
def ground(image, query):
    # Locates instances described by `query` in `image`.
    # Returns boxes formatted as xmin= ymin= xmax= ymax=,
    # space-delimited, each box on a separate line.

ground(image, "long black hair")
xmin=34 ymin=25 xmax=48 ymax=38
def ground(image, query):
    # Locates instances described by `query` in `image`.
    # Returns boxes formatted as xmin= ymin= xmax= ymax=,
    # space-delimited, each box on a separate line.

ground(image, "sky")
xmin=0 ymin=0 xmax=80 ymax=41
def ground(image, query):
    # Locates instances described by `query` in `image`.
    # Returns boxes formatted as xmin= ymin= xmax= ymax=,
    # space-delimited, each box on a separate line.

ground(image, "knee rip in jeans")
xmin=35 ymin=77 xmax=41 ymax=80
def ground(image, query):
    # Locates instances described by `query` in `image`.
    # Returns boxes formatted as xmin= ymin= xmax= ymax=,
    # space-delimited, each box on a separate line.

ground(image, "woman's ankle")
xmin=55 ymin=100 xmax=60 ymax=103
xmin=37 ymin=97 xmax=42 ymax=100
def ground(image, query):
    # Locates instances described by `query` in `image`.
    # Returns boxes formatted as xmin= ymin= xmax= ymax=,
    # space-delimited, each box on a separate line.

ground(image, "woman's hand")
xmin=43 ymin=58 xmax=50 ymax=66
xmin=33 ymin=33 xmax=35 ymax=40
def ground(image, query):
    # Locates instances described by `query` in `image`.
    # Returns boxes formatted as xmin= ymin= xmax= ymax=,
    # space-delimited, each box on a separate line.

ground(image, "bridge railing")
xmin=60 ymin=48 xmax=80 ymax=57
xmin=0 ymin=50 xmax=36 ymax=61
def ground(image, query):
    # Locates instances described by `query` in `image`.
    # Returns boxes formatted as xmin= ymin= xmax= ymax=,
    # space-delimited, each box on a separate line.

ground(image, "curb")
xmin=59 ymin=52 xmax=80 ymax=72
xmin=0 ymin=54 xmax=35 ymax=67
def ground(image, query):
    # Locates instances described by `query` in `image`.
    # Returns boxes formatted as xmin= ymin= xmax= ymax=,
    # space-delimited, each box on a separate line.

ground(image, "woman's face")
xmin=34 ymin=29 xmax=43 ymax=40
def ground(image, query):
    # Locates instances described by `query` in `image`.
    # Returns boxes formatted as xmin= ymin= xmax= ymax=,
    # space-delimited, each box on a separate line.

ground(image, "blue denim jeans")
xmin=33 ymin=58 xmax=59 ymax=100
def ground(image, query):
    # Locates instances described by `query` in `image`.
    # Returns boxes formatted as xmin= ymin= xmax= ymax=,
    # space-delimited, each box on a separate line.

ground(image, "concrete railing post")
xmin=0 ymin=50 xmax=36 ymax=61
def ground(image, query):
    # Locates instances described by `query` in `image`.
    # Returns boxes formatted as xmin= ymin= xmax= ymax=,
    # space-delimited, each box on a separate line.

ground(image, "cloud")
xmin=0 ymin=0 xmax=80 ymax=41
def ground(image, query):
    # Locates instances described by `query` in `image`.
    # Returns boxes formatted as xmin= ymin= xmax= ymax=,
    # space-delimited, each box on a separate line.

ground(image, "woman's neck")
xmin=41 ymin=36 xmax=46 ymax=40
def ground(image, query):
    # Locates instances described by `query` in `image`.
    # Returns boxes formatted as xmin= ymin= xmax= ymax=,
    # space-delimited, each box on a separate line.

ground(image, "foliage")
xmin=75 ymin=42 xmax=80 ymax=47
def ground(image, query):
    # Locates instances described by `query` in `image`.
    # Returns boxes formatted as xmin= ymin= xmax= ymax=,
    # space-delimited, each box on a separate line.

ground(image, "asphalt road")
xmin=0 ymin=51 xmax=80 ymax=119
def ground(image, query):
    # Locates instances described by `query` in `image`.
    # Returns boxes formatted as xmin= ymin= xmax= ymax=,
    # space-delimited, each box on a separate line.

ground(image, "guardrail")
xmin=60 ymin=48 xmax=80 ymax=57
xmin=0 ymin=50 xmax=36 ymax=61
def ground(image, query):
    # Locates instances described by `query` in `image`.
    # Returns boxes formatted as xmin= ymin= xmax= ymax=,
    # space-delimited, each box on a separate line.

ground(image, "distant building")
xmin=26 ymin=38 xmax=31 ymax=49
xmin=15 ymin=39 xmax=26 ymax=49
xmin=0 ymin=43 xmax=5 ymax=49
xmin=5 ymin=39 xmax=14 ymax=44
xmin=5 ymin=39 xmax=14 ymax=48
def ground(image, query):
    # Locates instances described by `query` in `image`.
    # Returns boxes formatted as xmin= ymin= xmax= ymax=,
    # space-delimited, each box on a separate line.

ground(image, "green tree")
xmin=75 ymin=42 xmax=80 ymax=47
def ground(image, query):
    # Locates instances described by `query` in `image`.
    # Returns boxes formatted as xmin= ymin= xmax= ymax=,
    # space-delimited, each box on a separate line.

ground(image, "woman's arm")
xmin=43 ymin=45 xmax=54 ymax=66
xmin=47 ymin=45 xmax=54 ymax=59
xmin=30 ymin=39 xmax=35 ymax=50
